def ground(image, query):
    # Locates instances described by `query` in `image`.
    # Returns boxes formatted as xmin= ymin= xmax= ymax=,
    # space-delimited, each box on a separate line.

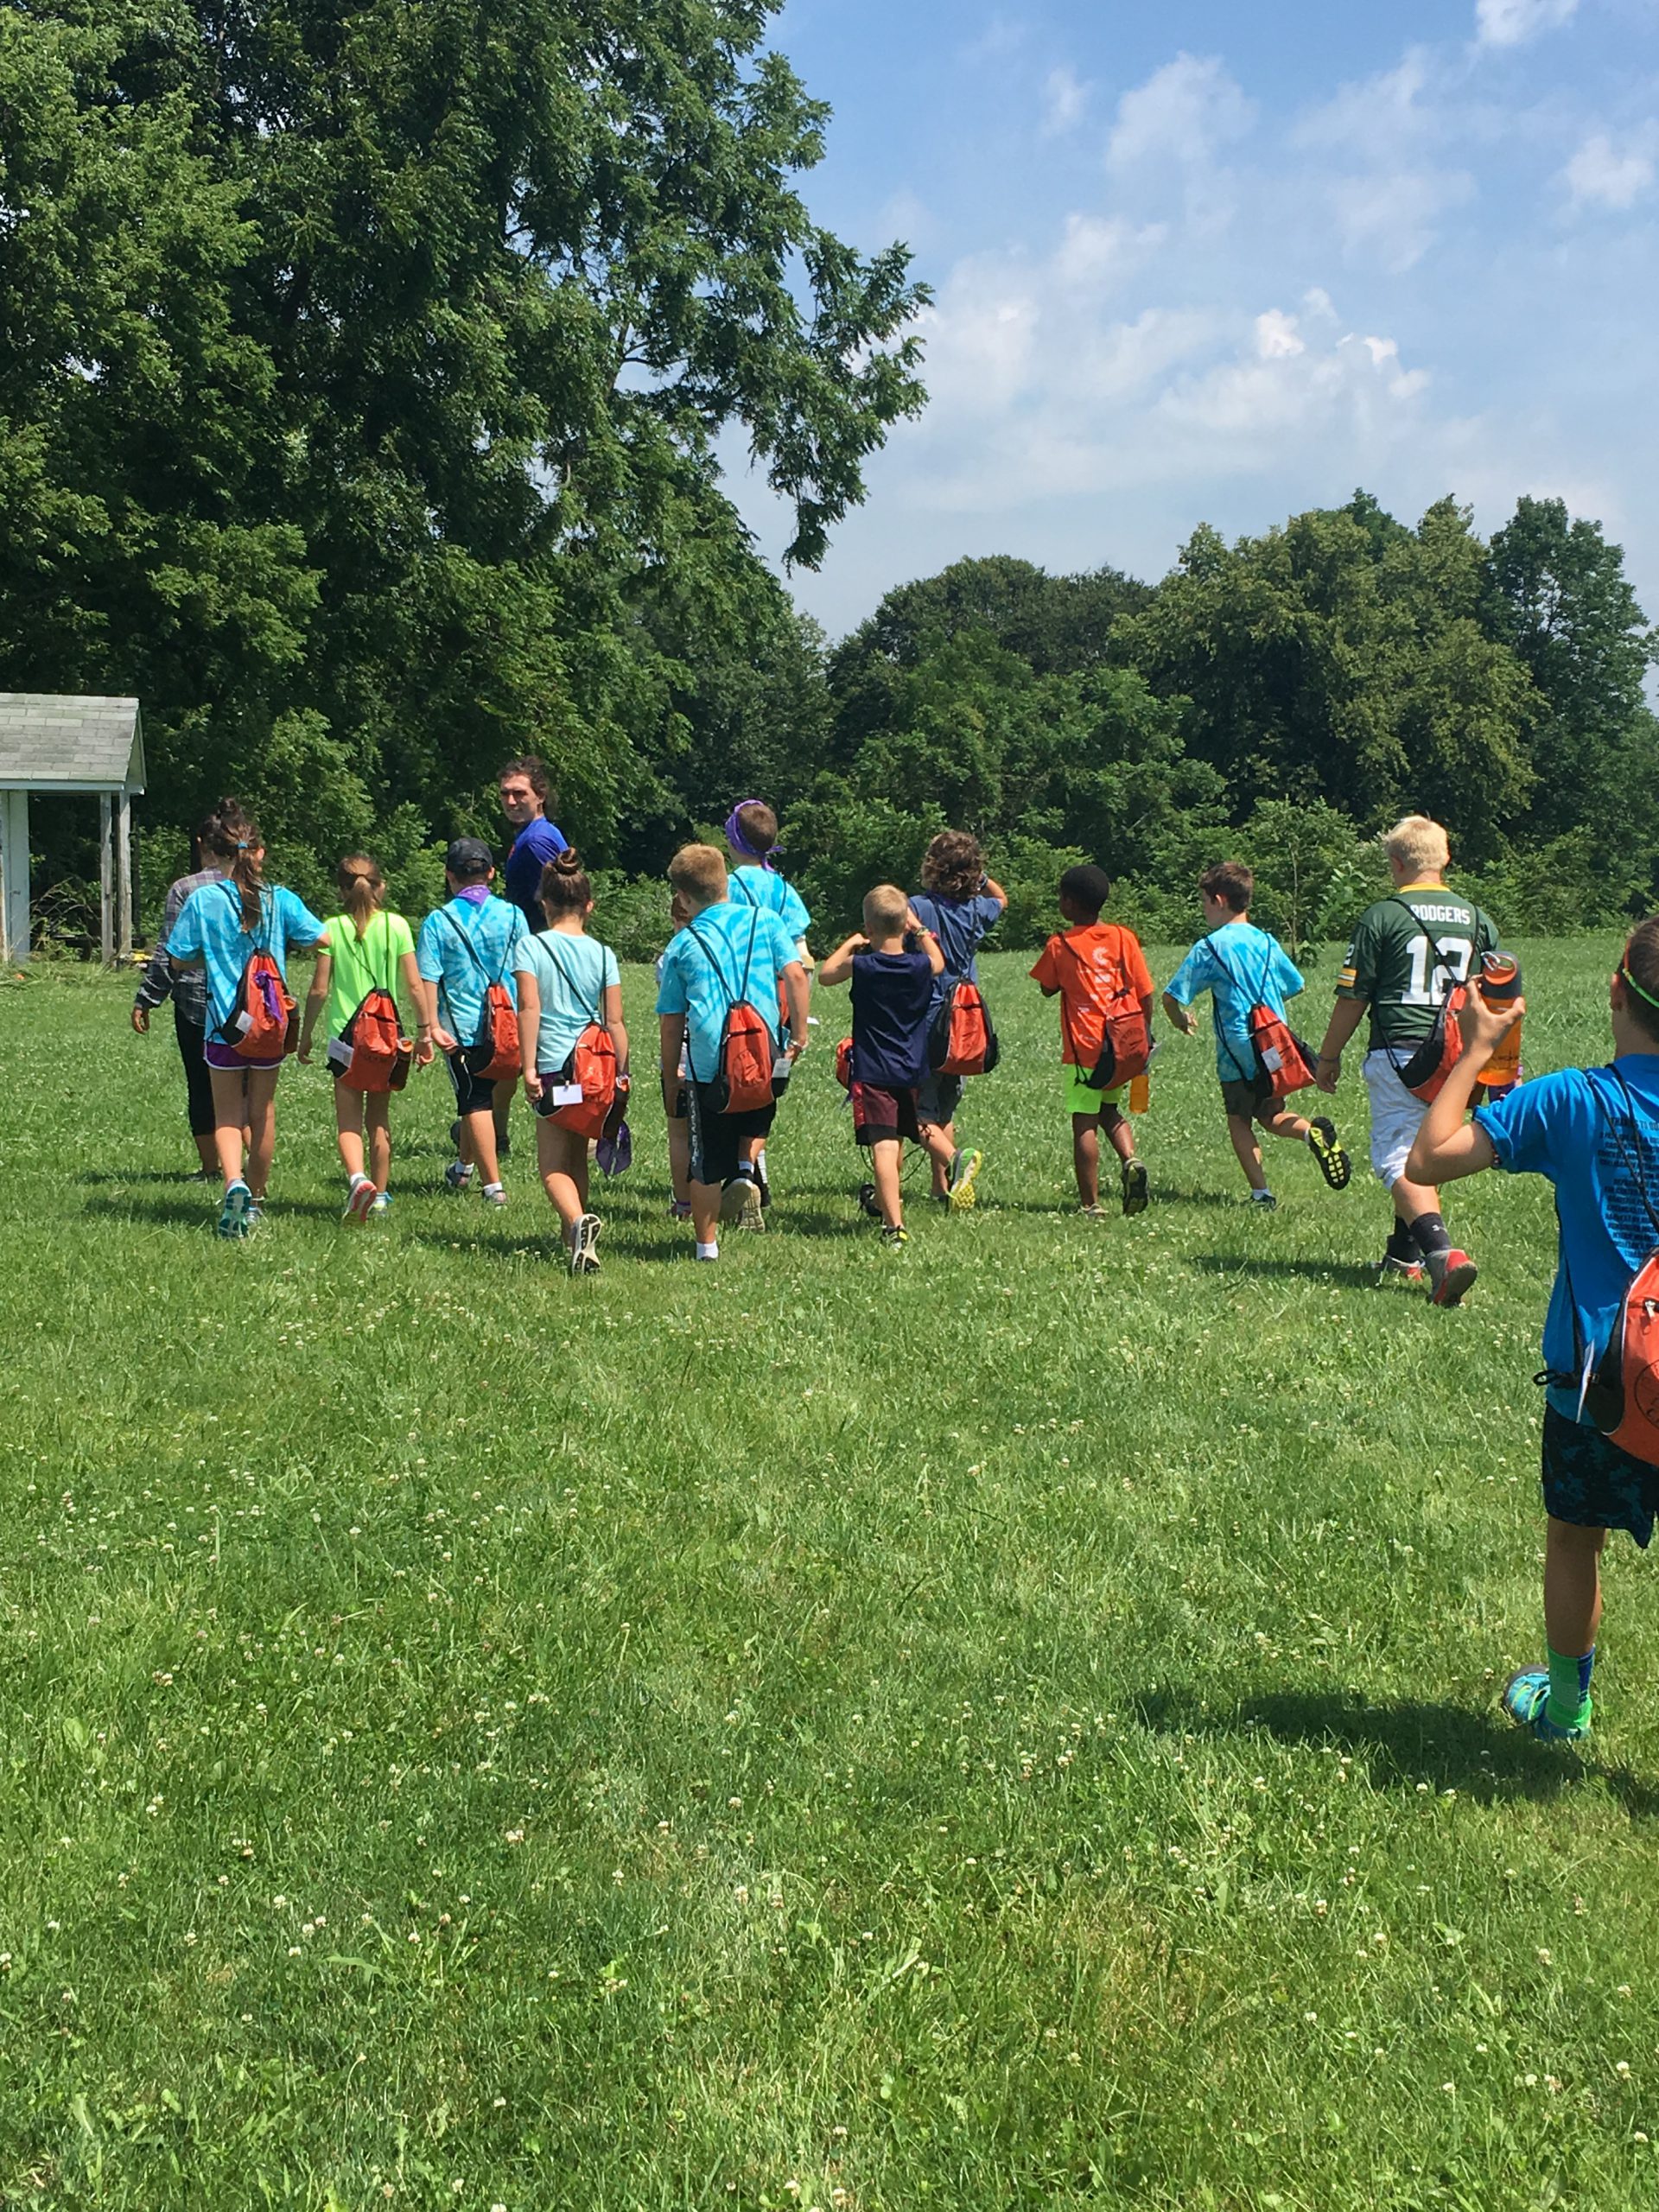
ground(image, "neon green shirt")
xmin=321 ymin=911 xmax=415 ymax=1039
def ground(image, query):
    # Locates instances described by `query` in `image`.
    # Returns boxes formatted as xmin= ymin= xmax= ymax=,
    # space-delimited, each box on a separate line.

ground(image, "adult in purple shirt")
xmin=499 ymin=755 xmax=569 ymax=931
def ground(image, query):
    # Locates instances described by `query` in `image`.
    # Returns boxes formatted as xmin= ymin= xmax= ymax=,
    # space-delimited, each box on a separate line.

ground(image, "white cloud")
xmin=1051 ymin=213 xmax=1166 ymax=290
xmin=1107 ymin=54 xmax=1255 ymax=172
xmin=1255 ymin=310 xmax=1305 ymax=359
xmin=1041 ymin=64 xmax=1090 ymax=138
xmin=1331 ymin=168 xmax=1475 ymax=272
xmin=1295 ymin=50 xmax=1433 ymax=160
xmin=1474 ymin=0 xmax=1580 ymax=48
xmin=1563 ymin=130 xmax=1656 ymax=211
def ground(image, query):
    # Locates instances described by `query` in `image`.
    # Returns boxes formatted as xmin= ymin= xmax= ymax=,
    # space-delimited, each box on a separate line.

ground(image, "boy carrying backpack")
xmin=655 ymin=844 xmax=810 ymax=1261
xmin=1161 ymin=861 xmax=1351 ymax=1209
xmin=910 ymin=830 xmax=1007 ymax=1211
xmin=414 ymin=838 xmax=527 ymax=1206
xmin=1407 ymin=917 xmax=1659 ymax=1745
xmin=1030 ymin=864 xmax=1154 ymax=1219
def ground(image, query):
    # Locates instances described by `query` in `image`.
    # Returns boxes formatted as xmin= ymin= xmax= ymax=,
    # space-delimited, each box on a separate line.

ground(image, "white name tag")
xmin=550 ymin=1082 xmax=583 ymax=1108
xmin=326 ymin=1038 xmax=353 ymax=1071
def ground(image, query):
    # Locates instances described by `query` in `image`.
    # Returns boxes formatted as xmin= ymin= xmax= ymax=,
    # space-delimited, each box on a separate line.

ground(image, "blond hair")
xmin=668 ymin=842 xmax=728 ymax=909
xmin=862 ymin=883 xmax=909 ymax=938
xmin=337 ymin=854 xmax=385 ymax=941
xmin=1385 ymin=815 xmax=1450 ymax=879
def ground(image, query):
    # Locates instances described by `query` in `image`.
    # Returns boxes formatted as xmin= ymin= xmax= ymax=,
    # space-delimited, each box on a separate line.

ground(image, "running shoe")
xmin=1121 ymin=1159 xmax=1150 ymax=1217
xmin=244 ymin=1198 xmax=264 ymax=1227
xmin=1427 ymin=1247 xmax=1478 ymax=1307
xmin=1248 ymin=1188 xmax=1278 ymax=1211
xmin=188 ymin=1167 xmax=217 ymax=1184
xmin=1078 ymin=1201 xmax=1110 ymax=1221
xmin=1376 ymin=1253 xmax=1426 ymax=1285
xmin=856 ymin=1181 xmax=881 ymax=1219
xmin=443 ymin=1159 xmax=474 ymax=1193
xmin=948 ymin=1148 xmax=982 ymax=1211
xmin=880 ymin=1223 xmax=910 ymax=1249
xmin=369 ymin=1191 xmax=391 ymax=1217
xmin=480 ymin=1185 xmax=508 ymax=1209
xmin=217 ymin=1181 xmax=252 ymax=1240
xmin=720 ymin=1173 xmax=764 ymax=1230
xmin=1306 ymin=1116 xmax=1351 ymax=1191
xmin=1502 ymin=1666 xmax=1591 ymax=1745
xmin=344 ymin=1174 xmax=376 ymax=1226
xmin=569 ymin=1212 xmax=602 ymax=1276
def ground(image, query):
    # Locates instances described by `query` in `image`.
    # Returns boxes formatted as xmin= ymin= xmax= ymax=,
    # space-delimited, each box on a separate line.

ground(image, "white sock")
xmin=754 ymin=1148 xmax=768 ymax=1181
xmin=483 ymin=1180 xmax=504 ymax=1197
xmin=696 ymin=1240 xmax=719 ymax=1261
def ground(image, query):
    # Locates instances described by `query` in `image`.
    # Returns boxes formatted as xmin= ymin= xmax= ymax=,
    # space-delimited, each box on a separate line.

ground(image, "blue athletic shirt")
xmin=1475 ymin=1056 xmax=1659 ymax=1422
xmin=910 ymin=891 xmax=1004 ymax=1018
xmin=514 ymin=929 xmax=620 ymax=1073
xmin=503 ymin=816 xmax=569 ymax=930
xmin=850 ymin=949 xmax=935 ymax=1090
xmin=728 ymin=864 xmax=810 ymax=941
xmin=167 ymin=880 xmax=327 ymax=1037
xmin=655 ymin=900 xmax=798 ymax=1086
xmin=416 ymin=893 xmax=528 ymax=1046
xmin=1165 ymin=920 xmax=1305 ymax=1084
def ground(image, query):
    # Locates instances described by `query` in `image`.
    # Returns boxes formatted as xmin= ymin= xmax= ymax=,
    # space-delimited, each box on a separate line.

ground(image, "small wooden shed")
xmin=0 ymin=694 xmax=146 ymax=966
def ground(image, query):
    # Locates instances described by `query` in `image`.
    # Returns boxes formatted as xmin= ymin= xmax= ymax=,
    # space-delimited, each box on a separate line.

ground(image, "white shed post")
xmin=116 ymin=787 xmax=134 ymax=960
xmin=0 ymin=787 xmax=29 ymax=964
xmin=99 ymin=791 xmax=114 ymax=966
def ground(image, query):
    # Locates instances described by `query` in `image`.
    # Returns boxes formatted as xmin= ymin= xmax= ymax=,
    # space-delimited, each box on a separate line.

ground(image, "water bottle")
xmin=1476 ymin=951 xmax=1522 ymax=1093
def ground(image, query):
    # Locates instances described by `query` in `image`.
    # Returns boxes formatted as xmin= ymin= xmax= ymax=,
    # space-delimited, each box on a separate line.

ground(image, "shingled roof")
xmin=0 ymin=694 xmax=145 ymax=793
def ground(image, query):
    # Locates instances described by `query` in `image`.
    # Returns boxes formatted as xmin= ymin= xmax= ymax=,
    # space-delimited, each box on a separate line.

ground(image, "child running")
xmin=1161 ymin=861 xmax=1351 ymax=1208
xmin=910 ymin=830 xmax=1007 ymax=1210
xmin=656 ymin=843 xmax=809 ymax=1260
xmin=818 ymin=887 xmax=945 ymax=1249
xmin=415 ymin=838 xmax=528 ymax=1206
xmin=1407 ymin=918 xmax=1659 ymax=1745
xmin=724 ymin=798 xmax=813 ymax=1211
xmin=514 ymin=849 xmax=628 ymax=1276
xmin=1030 ymin=864 xmax=1154 ymax=1218
xmin=297 ymin=855 xmax=430 ymax=1222
xmin=165 ymin=810 xmax=327 ymax=1237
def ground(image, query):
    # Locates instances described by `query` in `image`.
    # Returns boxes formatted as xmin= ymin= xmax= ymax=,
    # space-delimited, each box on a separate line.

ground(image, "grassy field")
xmin=1 ymin=934 xmax=1656 ymax=2210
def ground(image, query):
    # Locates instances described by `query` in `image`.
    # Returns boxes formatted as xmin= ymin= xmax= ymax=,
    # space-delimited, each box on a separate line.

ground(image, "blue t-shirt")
xmin=910 ymin=891 xmax=1003 ymax=1016
xmin=728 ymin=865 xmax=810 ymax=942
xmin=1166 ymin=920 xmax=1305 ymax=1082
xmin=416 ymin=893 xmax=528 ymax=1046
xmin=655 ymin=901 xmax=798 ymax=1086
xmin=168 ymin=880 xmax=327 ymax=1037
xmin=1475 ymin=1056 xmax=1659 ymax=1421
xmin=514 ymin=929 xmax=620 ymax=1073
xmin=503 ymin=816 xmax=569 ymax=929
xmin=850 ymin=949 xmax=935 ymax=1090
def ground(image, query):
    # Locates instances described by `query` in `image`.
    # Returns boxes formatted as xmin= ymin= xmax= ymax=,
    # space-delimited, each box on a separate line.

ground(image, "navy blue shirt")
xmin=910 ymin=891 xmax=1003 ymax=1019
xmin=850 ymin=949 xmax=935 ymax=1090
xmin=503 ymin=815 xmax=569 ymax=929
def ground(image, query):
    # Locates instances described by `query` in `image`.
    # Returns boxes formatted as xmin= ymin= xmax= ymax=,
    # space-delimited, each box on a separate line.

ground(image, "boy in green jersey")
xmin=1314 ymin=816 xmax=1498 ymax=1305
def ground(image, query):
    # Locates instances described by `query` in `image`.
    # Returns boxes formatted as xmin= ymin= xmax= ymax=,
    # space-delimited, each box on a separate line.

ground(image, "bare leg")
xmin=536 ymin=1119 xmax=590 ymax=1239
xmin=1259 ymin=1102 xmax=1312 ymax=1146
xmin=1391 ymin=1173 xmax=1442 ymax=1227
xmin=365 ymin=1092 xmax=392 ymax=1191
xmin=869 ymin=1137 xmax=903 ymax=1229
xmin=1072 ymin=1113 xmax=1101 ymax=1208
xmin=210 ymin=1067 xmax=250 ymax=1190
xmin=1226 ymin=1112 xmax=1268 ymax=1193
xmin=465 ymin=1109 xmax=500 ymax=1185
xmin=1102 ymin=1104 xmax=1136 ymax=1166
xmin=194 ymin=1130 xmax=218 ymax=1174
xmin=493 ymin=1077 xmax=512 ymax=1155
xmin=689 ymin=1180 xmax=721 ymax=1245
xmin=1544 ymin=1517 xmax=1605 ymax=1658
xmin=335 ymin=1084 xmax=367 ymax=1182
xmin=667 ymin=1113 xmax=690 ymax=1206
xmin=243 ymin=1070 xmax=278 ymax=1198
xmin=917 ymin=1119 xmax=956 ymax=1195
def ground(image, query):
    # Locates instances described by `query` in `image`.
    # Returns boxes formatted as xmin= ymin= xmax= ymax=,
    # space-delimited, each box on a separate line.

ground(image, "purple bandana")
xmin=455 ymin=882 xmax=492 ymax=906
xmin=724 ymin=801 xmax=781 ymax=870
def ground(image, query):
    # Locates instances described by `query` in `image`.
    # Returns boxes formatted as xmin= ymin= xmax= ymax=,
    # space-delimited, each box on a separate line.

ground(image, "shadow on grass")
xmin=79 ymin=1168 xmax=214 ymax=1188
xmin=1187 ymin=1255 xmax=1384 ymax=1289
xmin=80 ymin=1191 xmax=348 ymax=1226
xmin=1133 ymin=1686 xmax=1659 ymax=1817
xmin=1150 ymin=1185 xmax=1252 ymax=1212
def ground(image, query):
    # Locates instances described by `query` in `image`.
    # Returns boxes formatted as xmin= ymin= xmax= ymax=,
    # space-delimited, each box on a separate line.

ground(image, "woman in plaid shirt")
xmin=130 ymin=804 xmax=243 ymax=1176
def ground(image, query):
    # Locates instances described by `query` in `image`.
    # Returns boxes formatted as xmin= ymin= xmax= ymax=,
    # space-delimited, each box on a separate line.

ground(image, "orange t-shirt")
xmin=1030 ymin=923 xmax=1153 ymax=1065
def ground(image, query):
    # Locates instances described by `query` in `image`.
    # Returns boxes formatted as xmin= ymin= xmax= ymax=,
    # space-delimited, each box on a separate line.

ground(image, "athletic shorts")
xmin=1541 ymin=1402 xmax=1659 ymax=1548
xmin=683 ymin=1078 xmax=774 ymax=1188
xmin=915 ymin=1071 xmax=963 ymax=1127
xmin=446 ymin=1049 xmax=497 ymax=1117
xmin=203 ymin=1041 xmax=267 ymax=1077
xmin=852 ymin=1083 xmax=921 ymax=1148
xmin=1362 ymin=1049 xmax=1427 ymax=1189
xmin=1220 ymin=1071 xmax=1274 ymax=1121
xmin=1063 ymin=1065 xmax=1126 ymax=1119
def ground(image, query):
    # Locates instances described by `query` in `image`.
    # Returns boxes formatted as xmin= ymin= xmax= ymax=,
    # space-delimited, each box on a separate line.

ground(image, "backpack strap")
xmin=537 ymin=930 xmax=607 ymax=1027
xmin=683 ymin=918 xmax=736 ymax=1007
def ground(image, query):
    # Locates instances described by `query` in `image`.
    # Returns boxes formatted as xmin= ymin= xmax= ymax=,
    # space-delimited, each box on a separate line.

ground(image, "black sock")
xmin=1410 ymin=1211 xmax=1452 ymax=1261
xmin=1386 ymin=1220 xmax=1417 ymax=1262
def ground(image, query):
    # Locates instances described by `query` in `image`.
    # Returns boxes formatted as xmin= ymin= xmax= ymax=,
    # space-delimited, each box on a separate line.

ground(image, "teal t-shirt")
xmin=168 ymin=880 xmax=327 ymax=1037
xmin=514 ymin=929 xmax=620 ymax=1072
xmin=655 ymin=900 xmax=798 ymax=1084
xmin=415 ymin=894 xmax=526 ymax=1045
xmin=1166 ymin=919 xmax=1305 ymax=1083
xmin=729 ymin=865 xmax=810 ymax=941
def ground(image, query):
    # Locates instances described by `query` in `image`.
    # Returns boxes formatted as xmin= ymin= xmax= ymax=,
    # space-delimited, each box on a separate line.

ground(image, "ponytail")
xmin=337 ymin=854 xmax=385 ymax=941
xmin=538 ymin=845 xmax=592 ymax=919
xmin=227 ymin=813 xmax=264 ymax=931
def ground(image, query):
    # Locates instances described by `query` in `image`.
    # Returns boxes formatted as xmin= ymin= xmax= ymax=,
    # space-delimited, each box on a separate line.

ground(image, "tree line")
xmin=3 ymin=4 xmax=1653 ymax=957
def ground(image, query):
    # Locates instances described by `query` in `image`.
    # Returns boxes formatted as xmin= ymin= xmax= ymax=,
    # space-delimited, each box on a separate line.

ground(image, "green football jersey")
xmin=1336 ymin=887 xmax=1499 ymax=1050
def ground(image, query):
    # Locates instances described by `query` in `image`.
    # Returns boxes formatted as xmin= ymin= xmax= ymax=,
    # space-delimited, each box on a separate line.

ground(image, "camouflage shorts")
xmin=1541 ymin=1403 xmax=1659 ymax=1548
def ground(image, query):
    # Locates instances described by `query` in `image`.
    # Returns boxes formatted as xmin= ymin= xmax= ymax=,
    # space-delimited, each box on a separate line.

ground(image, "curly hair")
xmin=920 ymin=830 xmax=984 ymax=901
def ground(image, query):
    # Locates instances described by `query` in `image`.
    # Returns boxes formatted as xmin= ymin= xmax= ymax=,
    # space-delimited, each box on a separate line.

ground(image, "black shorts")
xmin=1220 ymin=1071 xmax=1274 ymax=1121
xmin=1541 ymin=1402 xmax=1659 ymax=1548
xmin=683 ymin=1078 xmax=775 ymax=1187
xmin=915 ymin=1071 xmax=963 ymax=1127
xmin=852 ymin=1082 xmax=921 ymax=1148
xmin=446 ymin=1049 xmax=498 ymax=1118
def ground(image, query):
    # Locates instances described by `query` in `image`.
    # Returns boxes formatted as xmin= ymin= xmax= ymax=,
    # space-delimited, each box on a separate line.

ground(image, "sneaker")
xmin=880 ymin=1224 xmax=909 ymax=1249
xmin=443 ymin=1159 xmax=474 ymax=1194
xmin=1078 ymin=1201 xmax=1110 ymax=1220
xmin=1306 ymin=1116 xmax=1351 ymax=1191
xmin=720 ymin=1173 xmax=763 ymax=1230
xmin=344 ymin=1174 xmax=376 ymax=1226
xmin=948 ymin=1148 xmax=982 ymax=1212
xmin=480 ymin=1184 xmax=508 ymax=1209
xmin=1121 ymin=1159 xmax=1149 ymax=1217
xmin=855 ymin=1181 xmax=881 ymax=1219
xmin=1376 ymin=1252 xmax=1426 ymax=1285
xmin=244 ymin=1198 xmax=264 ymax=1226
xmin=1502 ymin=1666 xmax=1591 ymax=1745
xmin=569 ymin=1212 xmax=602 ymax=1276
xmin=1248 ymin=1188 xmax=1278 ymax=1210
xmin=217 ymin=1180 xmax=252 ymax=1240
xmin=188 ymin=1167 xmax=217 ymax=1184
xmin=753 ymin=1158 xmax=772 ymax=1211
xmin=369 ymin=1191 xmax=391 ymax=1217
xmin=1427 ymin=1246 xmax=1478 ymax=1307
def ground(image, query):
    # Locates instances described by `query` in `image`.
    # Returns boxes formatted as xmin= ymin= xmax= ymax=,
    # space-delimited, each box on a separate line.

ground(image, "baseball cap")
xmin=445 ymin=836 xmax=494 ymax=875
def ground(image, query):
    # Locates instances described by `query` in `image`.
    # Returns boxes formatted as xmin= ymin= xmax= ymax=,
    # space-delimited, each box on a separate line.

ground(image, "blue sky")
xmin=726 ymin=0 xmax=1659 ymax=640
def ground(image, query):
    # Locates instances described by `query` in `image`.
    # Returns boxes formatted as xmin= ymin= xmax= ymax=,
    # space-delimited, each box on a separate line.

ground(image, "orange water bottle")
xmin=1476 ymin=951 xmax=1522 ymax=1093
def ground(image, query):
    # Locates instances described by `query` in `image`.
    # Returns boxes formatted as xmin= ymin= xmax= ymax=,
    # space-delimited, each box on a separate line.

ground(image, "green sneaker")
xmin=1306 ymin=1116 xmax=1351 ymax=1191
xmin=1121 ymin=1159 xmax=1149 ymax=1217
xmin=947 ymin=1148 xmax=982 ymax=1211
xmin=1502 ymin=1667 xmax=1591 ymax=1745
xmin=880 ymin=1223 xmax=909 ymax=1250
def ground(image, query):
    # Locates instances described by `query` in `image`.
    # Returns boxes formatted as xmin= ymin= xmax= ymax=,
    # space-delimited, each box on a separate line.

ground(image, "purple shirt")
xmin=504 ymin=815 xmax=569 ymax=927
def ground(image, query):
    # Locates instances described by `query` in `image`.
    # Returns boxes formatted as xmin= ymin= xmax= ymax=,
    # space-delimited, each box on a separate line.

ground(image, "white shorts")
xmin=1363 ymin=1049 xmax=1426 ymax=1189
